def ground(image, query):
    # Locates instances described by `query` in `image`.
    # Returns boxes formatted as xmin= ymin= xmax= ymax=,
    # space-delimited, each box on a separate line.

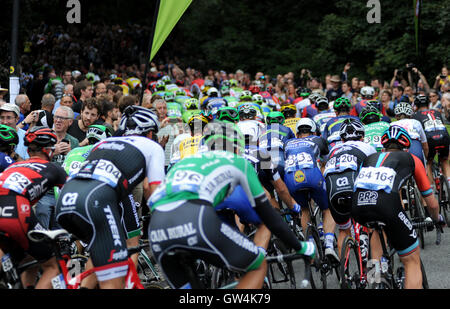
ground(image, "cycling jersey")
xmin=283 ymin=117 xmax=301 ymax=135
xmin=0 ymin=152 xmax=15 ymax=172
xmin=352 ymin=150 xmax=432 ymax=257
xmin=301 ymin=103 xmax=317 ymax=118
xmin=259 ymin=123 xmax=295 ymax=171
xmin=313 ymin=110 xmax=336 ymax=134
xmin=284 ymin=135 xmax=328 ymax=173
xmin=363 ymin=121 xmax=391 ymax=152
xmin=62 ymin=145 xmax=93 ymax=176
xmin=391 ymin=118 xmax=428 ymax=164
xmin=322 ymin=115 xmax=360 ymax=149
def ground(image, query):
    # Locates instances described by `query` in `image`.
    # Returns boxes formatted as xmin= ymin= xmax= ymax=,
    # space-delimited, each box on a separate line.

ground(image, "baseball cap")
xmin=0 ymin=103 xmax=20 ymax=117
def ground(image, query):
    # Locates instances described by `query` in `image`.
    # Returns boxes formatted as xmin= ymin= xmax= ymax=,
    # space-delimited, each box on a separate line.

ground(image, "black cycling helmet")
xmin=202 ymin=121 xmax=245 ymax=154
xmin=381 ymin=125 xmax=412 ymax=149
xmin=0 ymin=124 xmax=19 ymax=155
xmin=238 ymin=103 xmax=257 ymax=120
xmin=414 ymin=94 xmax=429 ymax=108
xmin=86 ymin=124 xmax=113 ymax=145
xmin=339 ymin=118 xmax=365 ymax=141
xmin=119 ymin=105 xmax=160 ymax=136
xmin=359 ymin=105 xmax=381 ymax=125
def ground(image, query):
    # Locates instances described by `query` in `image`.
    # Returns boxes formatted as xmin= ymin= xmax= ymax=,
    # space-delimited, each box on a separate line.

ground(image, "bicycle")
xmin=0 ymin=231 xmax=40 ymax=289
xmin=339 ymin=218 xmax=369 ymax=289
xmin=432 ymin=161 xmax=450 ymax=226
xmin=27 ymin=229 xmax=144 ymax=289
xmin=297 ymin=188 xmax=340 ymax=289
xmin=364 ymin=220 xmax=440 ymax=289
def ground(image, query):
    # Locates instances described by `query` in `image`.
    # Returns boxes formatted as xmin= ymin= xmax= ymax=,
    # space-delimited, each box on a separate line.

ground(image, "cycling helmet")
xmin=164 ymin=92 xmax=175 ymax=102
xmin=217 ymin=106 xmax=239 ymax=123
xmin=252 ymin=94 xmax=264 ymax=104
xmin=339 ymin=118 xmax=365 ymax=141
xmin=239 ymin=90 xmax=253 ymax=102
xmin=366 ymin=100 xmax=382 ymax=112
xmin=359 ymin=105 xmax=381 ymax=125
xmin=184 ymin=98 xmax=200 ymax=110
xmin=315 ymin=96 xmax=330 ymax=111
xmin=249 ymin=85 xmax=261 ymax=94
xmin=0 ymin=124 xmax=19 ymax=148
xmin=296 ymin=87 xmax=311 ymax=98
xmin=119 ymin=105 xmax=160 ymax=136
xmin=296 ymin=118 xmax=317 ymax=134
xmin=238 ymin=103 xmax=258 ymax=120
xmin=155 ymin=81 xmax=166 ymax=91
xmin=360 ymin=86 xmax=375 ymax=99
xmin=333 ymin=97 xmax=352 ymax=112
xmin=381 ymin=125 xmax=411 ymax=149
xmin=394 ymin=102 xmax=413 ymax=118
xmin=202 ymin=121 xmax=245 ymax=154
xmin=175 ymin=89 xmax=186 ymax=97
xmin=161 ymin=75 xmax=172 ymax=85
xmin=220 ymin=86 xmax=230 ymax=97
xmin=24 ymin=126 xmax=57 ymax=159
xmin=207 ymin=87 xmax=219 ymax=98
xmin=188 ymin=114 xmax=209 ymax=133
xmin=265 ymin=111 xmax=285 ymax=125
xmin=280 ymin=104 xmax=297 ymax=118
xmin=237 ymin=120 xmax=262 ymax=146
xmin=414 ymin=94 xmax=429 ymax=108
xmin=308 ymin=93 xmax=321 ymax=104
xmin=86 ymin=124 xmax=113 ymax=145
xmin=229 ymin=79 xmax=238 ymax=87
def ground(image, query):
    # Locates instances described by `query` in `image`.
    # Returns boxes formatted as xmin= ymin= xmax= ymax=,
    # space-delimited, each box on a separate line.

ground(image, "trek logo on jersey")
xmin=104 ymin=205 xmax=122 ymax=247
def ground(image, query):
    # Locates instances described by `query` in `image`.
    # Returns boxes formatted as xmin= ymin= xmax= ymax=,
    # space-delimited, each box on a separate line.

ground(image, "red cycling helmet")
xmin=24 ymin=126 xmax=58 ymax=159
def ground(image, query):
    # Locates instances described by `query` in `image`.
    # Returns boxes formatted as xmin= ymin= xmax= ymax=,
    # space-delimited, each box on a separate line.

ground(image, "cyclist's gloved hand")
xmin=290 ymin=203 xmax=301 ymax=215
xmin=297 ymin=241 xmax=316 ymax=259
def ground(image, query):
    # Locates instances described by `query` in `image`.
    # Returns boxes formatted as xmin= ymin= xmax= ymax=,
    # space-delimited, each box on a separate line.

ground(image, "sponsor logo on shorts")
xmin=220 ymin=223 xmax=258 ymax=254
xmin=336 ymin=177 xmax=349 ymax=187
xmin=294 ymin=170 xmax=305 ymax=183
xmin=107 ymin=249 xmax=128 ymax=262
xmin=357 ymin=191 xmax=379 ymax=206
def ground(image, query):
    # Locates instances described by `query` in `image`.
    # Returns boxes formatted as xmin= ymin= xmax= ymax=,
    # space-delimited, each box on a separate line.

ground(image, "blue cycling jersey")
xmin=0 ymin=152 xmax=15 ymax=172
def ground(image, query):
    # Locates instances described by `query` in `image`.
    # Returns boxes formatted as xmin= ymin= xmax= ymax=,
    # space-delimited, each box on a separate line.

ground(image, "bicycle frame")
xmin=342 ymin=219 xmax=368 ymax=287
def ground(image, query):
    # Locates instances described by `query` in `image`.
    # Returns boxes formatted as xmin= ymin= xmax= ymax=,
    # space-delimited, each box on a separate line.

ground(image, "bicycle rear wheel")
xmin=408 ymin=181 xmax=426 ymax=249
xmin=420 ymin=258 xmax=429 ymax=289
xmin=305 ymin=225 xmax=327 ymax=289
xmin=339 ymin=236 xmax=362 ymax=289
xmin=439 ymin=174 xmax=450 ymax=226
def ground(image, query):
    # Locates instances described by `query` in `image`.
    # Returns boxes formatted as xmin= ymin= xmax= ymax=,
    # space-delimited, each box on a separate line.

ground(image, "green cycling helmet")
xmin=217 ymin=107 xmax=239 ymax=123
xmin=202 ymin=121 xmax=245 ymax=154
xmin=86 ymin=124 xmax=113 ymax=145
xmin=333 ymin=97 xmax=352 ymax=111
xmin=0 ymin=124 xmax=19 ymax=153
xmin=265 ymin=111 xmax=285 ymax=125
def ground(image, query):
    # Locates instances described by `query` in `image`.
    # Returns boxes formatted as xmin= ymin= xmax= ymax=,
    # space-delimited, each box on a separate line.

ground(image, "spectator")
xmin=51 ymin=106 xmax=79 ymax=165
xmin=95 ymin=82 xmax=107 ymax=97
xmin=58 ymin=94 xmax=79 ymax=118
xmin=15 ymin=94 xmax=32 ymax=126
xmin=392 ymin=85 xmax=404 ymax=106
xmin=72 ymin=80 xmax=94 ymax=113
xmin=0 ymin=85 xmax=8 ymax=101
xmin=441 ymin=92 xmax=450 ymax=124
xmin=35 ymin=93 xmax=55 ymax=129
xmin=68 ymin=97 xmax=101 ymax=143
xmin=404 ymin=86 xmax=415 ymax=104
xmin=341 ymin=81 xmax=353 ymax=101
xmin=0 ymin=103 xmax=29 ymax=160
xmin=341 ymin=62 xmax=351 ymax=82
xmin=326 ymin=75 xmax=343 ymax=101
xmin=428 ymin=89 xmax=442 ymax=111
xmin=379 ymin=89 xmax=395 ymax=117
xmin=97 ymin=95 xmax=116 ymax=133
xmin=433 ymin=65 xmax=450 ymax=91
xmin=351 ymin=77 xmax=360 ymax=93
xmin=62 ymin=70 xmax=73 ymax=85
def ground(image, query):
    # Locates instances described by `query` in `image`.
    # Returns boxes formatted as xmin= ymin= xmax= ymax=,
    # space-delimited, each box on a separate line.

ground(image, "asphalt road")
xmin=272 ymin=225 xmax=450 ymax=289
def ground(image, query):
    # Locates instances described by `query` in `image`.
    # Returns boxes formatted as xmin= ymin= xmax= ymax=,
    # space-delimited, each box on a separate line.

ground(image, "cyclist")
xmin=0 ymin=124 xmax=19 ymax=171
xmin=393 ymin=102 xmax=428 ymax=166
xmin=323 ymin=119 xmax=376 ymax=259
xmin=237 ymin=103 xmax=266 ymax=146
xmin=413 ymin=94 xmax=450 ymax=190
xmin=312 ymin=96 xmax=336 ymax=135
xmin=322 ymin=97 xmax=359 ymax=150
xmin=147 ymin=121 xmax=315 ymax=289
xmin=350 ymin=86 xmax=388 ymax=118
xmin=280 ymin=104 xmax=300 ymax=135
xmin=352 ymin=125 xmax=443 ymax=289
xmin=0 ymin=126 xmax=67 ymax=289
xmin=216 ymin=106 xmax=240 ymax=123
xmin=284 ymin=118 xmax=338 ymax=261
xmin=55 ymin=106 xmax=165 ymax=289
xmin=359 ymin=104 xmax=390 ymax=152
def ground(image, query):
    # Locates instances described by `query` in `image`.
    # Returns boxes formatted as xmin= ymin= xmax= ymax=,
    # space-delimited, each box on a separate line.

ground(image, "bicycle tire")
xmin=420 ymin=258 xmax=429 ymax=289
xmin=439 ymin=174 xmax=450 ymax=226
xmin=305 ymin=225 xmax=327 ymax=289
xmin=339 ymin=236 xmax=362 ymax=289
xmin=210 ymin=266 xmax=238 ymax=289
xmin=407 ymin=180 xmax=426 ymax=249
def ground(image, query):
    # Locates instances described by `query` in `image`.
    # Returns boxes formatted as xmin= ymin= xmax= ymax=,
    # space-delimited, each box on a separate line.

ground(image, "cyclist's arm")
xmin=411 ymin=154 xmax=439 ymax=221
xmin=271 ymin=177 xmax=296 ymax=210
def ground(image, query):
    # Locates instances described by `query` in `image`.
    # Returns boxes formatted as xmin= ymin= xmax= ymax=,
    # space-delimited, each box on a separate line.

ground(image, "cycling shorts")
xmin=284 ymin=167 xmax=329 ymax=211
xmin=56 ymin=179 xmax=131 ymax=282
xmin=0 ymin=192 xmax=54 ymax=262
xmin=148 ymin=200 xmax=265 ymax=289
xmin=426 ymin=132 xmax=449 ymax=161
xmin=325 ymin=170 xmax=356 ymax=227
xmin=351 ymin=189 xmax=418 ymax=257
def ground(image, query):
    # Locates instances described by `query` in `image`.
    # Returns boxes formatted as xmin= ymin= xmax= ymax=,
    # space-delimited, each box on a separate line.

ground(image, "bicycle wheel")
xmin=210 ymin=266 xmax=238 ymax=289
xmin=408 ymin=181 xmax=426 ymax=249
xmin=339 ymin=236 xmax=362 ymax=289
xmin=420 ymin=258 xmax=429 ymax=289
xmin=305 ymin=225 xmax=327 ymax=289
xmin=439 ymin=174 xmax=450 ymax=226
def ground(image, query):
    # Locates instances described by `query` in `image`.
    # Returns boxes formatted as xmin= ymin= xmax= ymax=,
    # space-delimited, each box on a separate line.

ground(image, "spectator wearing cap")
xmin=0 ymin=103 xmax=28 ymax=160
xmin=326 ymin=75 xmax=343 ymax=101
xmin=0 ymin=85 xmax=8 ymax=100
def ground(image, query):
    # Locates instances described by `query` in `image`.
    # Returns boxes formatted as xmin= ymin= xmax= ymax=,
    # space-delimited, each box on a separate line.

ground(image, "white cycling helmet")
xmin=360 ymin=86 xmax=375 ymax=98
xmin=394 ymin=102 xmax=413 ymax=117
xmin=207 ymin=87 xmax=219 ymax=97
xmin=296 ymin=118 xmax=317 ymax=134
xmin=119 ymin=105 xmax=160 ymax=136
xmin=237 ymin=120 xmax=263 ymax=145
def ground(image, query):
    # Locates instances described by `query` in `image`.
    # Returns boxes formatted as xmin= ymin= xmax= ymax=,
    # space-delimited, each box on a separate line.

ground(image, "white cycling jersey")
xmin=391 ymin=118 xmax=427 ymax=143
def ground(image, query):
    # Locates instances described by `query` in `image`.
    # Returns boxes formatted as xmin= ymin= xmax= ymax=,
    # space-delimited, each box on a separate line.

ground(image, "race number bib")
xmin=354 ymin=166 xmax=396 ymax=193
xmin=67 ymin=161 xmax=83 ymax=176
xmin=324 ymin=154 xmax=358 ymax=176
xmin=2 ymin=172 xmax=31 ymax=195
xmin=423 ymin=118 xmax=445 ymax=132
xmin=91 ymin=159 xmax=122 ymax=187
xmin=259 ymin=137 xmax=283 ymax=150
xmin=285 ymin=152 xmax=314 ymax=172
xmin=171 ymin=170 xmax=204 ymax=193
xmin=364 ymin=135 xmax=382 ymax=150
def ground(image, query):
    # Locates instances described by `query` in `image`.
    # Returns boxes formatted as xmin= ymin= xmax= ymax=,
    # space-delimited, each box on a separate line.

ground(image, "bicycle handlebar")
xmin=265 ymin=252 xmax=312 ymax=288
xmin=412 ymin=221 xmax=444 ymax=245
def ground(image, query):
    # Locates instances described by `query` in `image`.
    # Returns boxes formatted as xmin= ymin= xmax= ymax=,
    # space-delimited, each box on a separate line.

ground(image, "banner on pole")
xmin=150 ymin=0 xmax=192 ymax=61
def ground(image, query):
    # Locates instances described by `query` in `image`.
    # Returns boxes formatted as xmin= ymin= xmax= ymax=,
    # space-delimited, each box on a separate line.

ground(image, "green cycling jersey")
xmin=62 ymin=145 xmax=94 ymax=176
xmin=148 ymin=150 xmax=265 ymax=211
xmin=363 ymin=121 xmax=390 ymax=152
